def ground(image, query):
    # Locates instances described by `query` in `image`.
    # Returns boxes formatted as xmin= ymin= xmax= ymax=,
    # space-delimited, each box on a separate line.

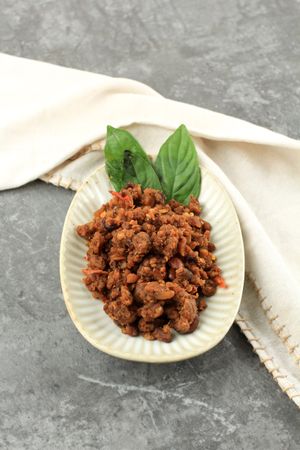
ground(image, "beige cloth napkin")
xmin=1 ymin=53 xmax=299 ymax=407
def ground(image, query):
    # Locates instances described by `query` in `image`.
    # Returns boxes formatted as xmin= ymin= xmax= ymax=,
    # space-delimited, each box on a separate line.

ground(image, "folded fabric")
xmin=1 ymin=53 xmax=299 ymax=407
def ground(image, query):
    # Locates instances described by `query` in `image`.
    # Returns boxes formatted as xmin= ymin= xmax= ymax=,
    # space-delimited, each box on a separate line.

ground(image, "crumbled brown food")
xmin=77 ymin=183 xmax=225 ymax=342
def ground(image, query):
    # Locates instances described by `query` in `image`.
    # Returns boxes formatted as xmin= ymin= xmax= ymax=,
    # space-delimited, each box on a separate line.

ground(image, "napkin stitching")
xmin=40 ymin=174 xmax=80 ymax=190
xmin=40 ymin=142 xmax=103 ymax=186
xmin=236 ymin=313 xmax=300 ymax=407
xmin=246 ymin=272 xmax=300 ymax=368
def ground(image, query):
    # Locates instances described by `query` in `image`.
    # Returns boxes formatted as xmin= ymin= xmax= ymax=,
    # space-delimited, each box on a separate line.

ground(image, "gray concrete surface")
xmin=1 ymin=0 xmax=300 ymax=449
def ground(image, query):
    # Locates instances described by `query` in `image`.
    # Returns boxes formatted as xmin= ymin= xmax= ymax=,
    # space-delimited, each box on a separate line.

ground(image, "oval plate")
xmin=60 ymin=164 xmax=244 ymax=362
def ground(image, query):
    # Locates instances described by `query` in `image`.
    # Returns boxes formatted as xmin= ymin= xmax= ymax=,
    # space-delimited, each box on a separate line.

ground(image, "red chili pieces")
xmin=77 ymin=184 xmax=226 ymax=342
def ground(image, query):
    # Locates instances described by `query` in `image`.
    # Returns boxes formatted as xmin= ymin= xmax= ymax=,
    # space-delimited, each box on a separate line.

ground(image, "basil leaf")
xmin=104 ymin=126 xmax=162 ymax=191
xmin=155 ymin=124 xmax=201 ymax=204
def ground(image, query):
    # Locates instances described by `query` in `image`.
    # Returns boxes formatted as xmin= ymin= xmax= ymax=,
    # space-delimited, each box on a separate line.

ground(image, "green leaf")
xmin=154 ymin=124 xmax=201 ymax=204
xmin=104 ymin=126 xmax=162 ymax=191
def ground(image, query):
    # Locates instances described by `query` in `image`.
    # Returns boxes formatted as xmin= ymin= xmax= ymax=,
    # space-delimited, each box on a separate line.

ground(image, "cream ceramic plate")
xmin=60 ymin=164 xmax=244 ymax=362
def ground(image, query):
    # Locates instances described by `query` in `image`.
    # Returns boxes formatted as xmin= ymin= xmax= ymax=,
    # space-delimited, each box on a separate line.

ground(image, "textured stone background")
xmin=1 ymin=1 xmax=300 ymax=449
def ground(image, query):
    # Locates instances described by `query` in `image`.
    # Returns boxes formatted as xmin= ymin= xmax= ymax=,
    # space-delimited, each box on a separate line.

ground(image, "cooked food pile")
xmin=77 ymin=184 xmax=225 ymax=342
